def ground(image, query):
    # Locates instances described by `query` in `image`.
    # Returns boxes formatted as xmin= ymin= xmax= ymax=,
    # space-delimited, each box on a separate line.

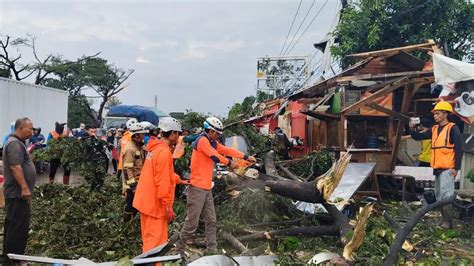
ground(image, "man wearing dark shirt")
xmin=2 ymin=117 xmax=36 ymax=265
xmin=410 ymin=102 xmax=463 ymax=229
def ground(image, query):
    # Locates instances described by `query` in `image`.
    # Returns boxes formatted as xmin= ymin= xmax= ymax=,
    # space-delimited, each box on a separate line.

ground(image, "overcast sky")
xmin=0 ymin=0 xmax=338 ymax=116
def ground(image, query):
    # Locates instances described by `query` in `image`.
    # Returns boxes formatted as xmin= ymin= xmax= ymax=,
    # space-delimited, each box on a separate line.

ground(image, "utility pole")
xmin=154 ymin=95 xmax=158 ymax=109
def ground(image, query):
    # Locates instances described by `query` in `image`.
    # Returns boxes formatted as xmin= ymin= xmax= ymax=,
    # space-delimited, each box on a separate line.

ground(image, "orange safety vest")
xmin=431 ymin=123 xmax=455 ymax=169
xmin=50 ymin=130 xmax=68 ymax=140
xmin=190 ymin=133 xmax=244 ymax=190
xmin=172 ymin=136 xmax=185 ymax=159
xmin=118 ymin=131 xmax=132 ymax=170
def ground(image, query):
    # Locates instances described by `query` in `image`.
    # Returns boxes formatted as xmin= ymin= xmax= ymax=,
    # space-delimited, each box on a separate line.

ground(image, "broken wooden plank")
xmin=341 ymin=77 xmax=410 ymax=114
xmin=301 ymin=110 xmax=340 ymax=121
xmin=365 ymin=103 xmax=410 ymax=122
xmin=335 ymin=70 xmax=432 ymax=83
xmin=346 ymin=42 xmax=434 ymax=58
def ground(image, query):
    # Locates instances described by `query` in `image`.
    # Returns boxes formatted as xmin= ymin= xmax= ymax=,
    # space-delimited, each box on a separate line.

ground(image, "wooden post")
xmin=389 ymin=83 xmax=421 ymax=171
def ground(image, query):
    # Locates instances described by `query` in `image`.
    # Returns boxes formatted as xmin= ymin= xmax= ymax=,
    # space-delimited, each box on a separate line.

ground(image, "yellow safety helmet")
xmin=432 ymin=101 xmax=453 ymax=113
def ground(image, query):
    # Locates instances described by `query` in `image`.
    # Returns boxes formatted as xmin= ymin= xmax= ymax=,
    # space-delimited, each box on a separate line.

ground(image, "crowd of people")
xmin=1 ymin=101 xmax=463 ymax=264
xmin=1 ymin=115 xmax=256 ymax=264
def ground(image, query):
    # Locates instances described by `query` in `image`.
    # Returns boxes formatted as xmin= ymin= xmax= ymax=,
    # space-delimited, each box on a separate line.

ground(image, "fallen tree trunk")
xmin=220 ymin=231 xmax=250 ymax=255
xmin=324 ymin=203 xmax=353 ymax=245
xmin=248 ymin=213 xmax=334 ymax=227
xmin=264 ymin=180 xmax=323 ymax=203
xmin=383 ymin=195 xmax=455 ymax=266
xmin=237 ymin=225 xmax=340 ymax=242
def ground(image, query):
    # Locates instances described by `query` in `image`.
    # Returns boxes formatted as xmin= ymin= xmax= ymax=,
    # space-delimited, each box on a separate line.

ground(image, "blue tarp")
xmin=108 ymin=105 xmax=159 ymax=125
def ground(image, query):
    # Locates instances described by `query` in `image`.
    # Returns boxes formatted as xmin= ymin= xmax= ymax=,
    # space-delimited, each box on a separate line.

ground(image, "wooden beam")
xmin=302 ymin=111 xmax=340 ymax=121
xmin=341 ymin=77 xmax=410 ymax=115
xmin=389 ymin=83 xmax=422 ymax=171
xmin=346 ymin=42 xmax=434 ymax=58
xmin=428 ymin=39 xmax=442 ymax=55
xmin=365 ymin=103 xmax=410 ymax=122
xmin=336 ymin=70 xmax=432 ymax=83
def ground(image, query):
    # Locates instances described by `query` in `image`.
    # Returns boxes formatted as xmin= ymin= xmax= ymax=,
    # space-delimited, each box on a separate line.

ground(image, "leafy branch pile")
xmin=32 ymin=137 xmax=108 ymax=190
xmin=27 ymin=183 xmax=142 ymax=261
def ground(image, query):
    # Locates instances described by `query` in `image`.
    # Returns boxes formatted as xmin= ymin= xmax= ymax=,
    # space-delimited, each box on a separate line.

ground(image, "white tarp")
xmin=433 ymin=53 xmax=474 ymax=85
xmin=433 ymin=53 xmax=474 ymax=122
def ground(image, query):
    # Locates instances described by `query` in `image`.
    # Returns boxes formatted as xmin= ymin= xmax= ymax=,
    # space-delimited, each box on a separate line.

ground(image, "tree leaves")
xmin=332 ymin=0 xmax=474 ymax=68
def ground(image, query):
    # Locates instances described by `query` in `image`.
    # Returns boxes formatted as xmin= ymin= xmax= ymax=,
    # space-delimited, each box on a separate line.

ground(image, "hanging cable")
xmin=282 ymin=0 xmax=316 ymax=56
xmin=285 ymin=0 xmax=329 ymax=56
xmin=280 ymin=0 xmax=303 ymax=56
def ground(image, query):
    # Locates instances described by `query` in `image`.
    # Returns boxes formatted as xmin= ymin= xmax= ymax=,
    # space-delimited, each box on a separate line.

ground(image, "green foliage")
xmin=256 ymin=90 xmax=274 ymax=103
xmin=280 ymin=236 xmax=300 ymax=252
xmin=332 ymin=0 xmax=474 ymax=68
xmin=288 ymin=151 xmax=333 ymax=179
xmin=173 ymin=145 xmax=192 ymax=177
xmin=228 ymin=96 xmax=258 ymax=120
xmin=39 ymin=137 xmax=108 ymax=190
xmin=181 ymin=111 xmax=206 ymax=130
xmin=68 ymin=96 xmax=97 ymax=128
xmin=217 ymin=189 xmax=293 ymax=233
xmin=466 ymin=168 xmax=474 ymax=183
xmin=27 ymin=183 xmax=142 ymax=261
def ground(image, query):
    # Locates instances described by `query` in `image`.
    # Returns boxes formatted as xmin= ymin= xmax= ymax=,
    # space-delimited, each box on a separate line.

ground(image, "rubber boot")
xmin=440 ymin=204 xmax=453 ymax=229
xmin=63 ymin=176 xmax=70 ymax=186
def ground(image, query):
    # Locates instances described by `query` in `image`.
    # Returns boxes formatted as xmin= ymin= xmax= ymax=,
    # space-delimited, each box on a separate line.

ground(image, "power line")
xmin=280 ymin=0 xmax=303 ymax=56
xmin=285 ymin=0 xmax=329 ymax=56
xmin=282 ymin=0 xmax=316 ymax=56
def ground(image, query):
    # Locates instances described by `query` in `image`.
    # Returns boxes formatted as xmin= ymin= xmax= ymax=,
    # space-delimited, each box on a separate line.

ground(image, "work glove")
xmin=163 ymin=202 xmax=175 ymax=222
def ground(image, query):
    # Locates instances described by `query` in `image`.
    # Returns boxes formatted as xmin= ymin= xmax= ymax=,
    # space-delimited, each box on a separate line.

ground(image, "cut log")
xmin=220 ymin=231 xmax=250 ymax=255
xmin=383 ymin=195 xmax=455 ymax=266
xmin=237 ymin=225 xmax=340 ymax=242
xmin=264 ymin=151 xmax=284 ymax=179
xmin=264 ymin=180 xmax=323 ymax=203
xmin=277 ymin=164 xmax=303 ymax=182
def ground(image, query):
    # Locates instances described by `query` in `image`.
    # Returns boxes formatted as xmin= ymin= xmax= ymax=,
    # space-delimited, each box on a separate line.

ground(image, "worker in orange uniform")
xmin=176 ymin=117 xmax=256 ymax=255
xmin=133 ymin=117 xmax=188 ymax=252
xmin=122 ymin=122 xmax=148 ymax=222
xmin=116 ymin=118 xmax=137 ymax=184
xmin=410 ymin=101 xmax=463 ymax=229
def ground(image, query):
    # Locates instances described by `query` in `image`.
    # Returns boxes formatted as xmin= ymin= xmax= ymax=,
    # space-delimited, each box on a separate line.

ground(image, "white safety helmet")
xmin=128 ymin=122 xmax=148 ymax=135
xmin=126 ymin=118 xmax=138 ymax=129
xmin=140 ymin=121 xmax=155 ymax=130
xmin=159 ymin=117 xmax=182 ymax=133
xmin=204 ymin=117 xmax=224 ymax=134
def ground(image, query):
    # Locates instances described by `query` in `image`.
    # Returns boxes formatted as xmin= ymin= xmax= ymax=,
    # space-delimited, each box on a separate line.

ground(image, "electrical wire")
xmin=285 ymin=0 xmax=329 ymax=56
xmin=280 ymin=0 xmax=303 ymax=56
xmin=282 ymin=0 xmax=316 ymax=56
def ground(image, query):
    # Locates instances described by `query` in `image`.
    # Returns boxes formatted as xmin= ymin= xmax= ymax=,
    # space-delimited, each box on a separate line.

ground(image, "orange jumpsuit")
xmin=133 ymin=139 xmax=180 ymax=252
